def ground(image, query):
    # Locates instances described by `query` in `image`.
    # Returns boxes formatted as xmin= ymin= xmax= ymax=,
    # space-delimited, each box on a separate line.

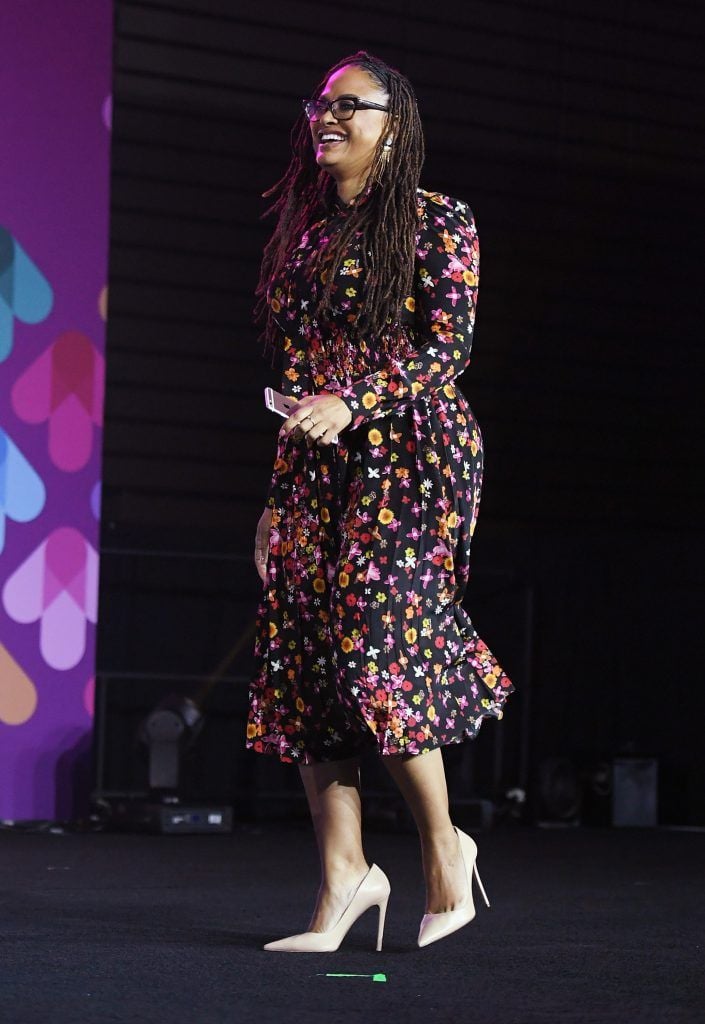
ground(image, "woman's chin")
xmin=315 ymin=151 xmax=342 ymax=170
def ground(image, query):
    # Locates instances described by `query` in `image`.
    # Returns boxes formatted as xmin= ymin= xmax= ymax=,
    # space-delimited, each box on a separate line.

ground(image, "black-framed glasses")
xmin=302 ymin=94 xmax=389 ymax=121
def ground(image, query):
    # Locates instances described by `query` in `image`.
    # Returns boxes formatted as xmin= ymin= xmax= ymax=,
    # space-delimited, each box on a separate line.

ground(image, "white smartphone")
xmin=264 ymin=387 xmax=338 ymax=444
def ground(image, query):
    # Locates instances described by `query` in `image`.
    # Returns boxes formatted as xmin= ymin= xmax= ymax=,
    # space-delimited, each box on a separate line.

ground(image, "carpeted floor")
xmin=1 ymin=821 xmax=702 ymax=1023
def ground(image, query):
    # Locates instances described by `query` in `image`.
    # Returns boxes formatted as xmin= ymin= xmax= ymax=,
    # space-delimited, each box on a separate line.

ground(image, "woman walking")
xmin=248 ymin=51 xmax=514 ymax=951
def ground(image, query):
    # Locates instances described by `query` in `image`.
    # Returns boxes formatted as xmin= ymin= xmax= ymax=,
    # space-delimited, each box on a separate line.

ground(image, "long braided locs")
xmin=254 ymin=51 xmax=425 ymax=361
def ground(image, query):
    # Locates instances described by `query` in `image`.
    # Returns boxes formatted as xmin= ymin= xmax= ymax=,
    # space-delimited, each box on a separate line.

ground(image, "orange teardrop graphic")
xmin=0 ymin=644 xmax=38 ymax=725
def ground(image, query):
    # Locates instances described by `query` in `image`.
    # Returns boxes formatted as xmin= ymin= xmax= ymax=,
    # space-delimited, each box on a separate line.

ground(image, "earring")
xmin=383 ymin=136 xmax=393 ymax=150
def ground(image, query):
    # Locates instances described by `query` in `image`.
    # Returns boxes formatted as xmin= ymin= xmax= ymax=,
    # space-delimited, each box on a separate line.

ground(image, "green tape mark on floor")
xmin=324 ymin=972 xmax=387 ymax=982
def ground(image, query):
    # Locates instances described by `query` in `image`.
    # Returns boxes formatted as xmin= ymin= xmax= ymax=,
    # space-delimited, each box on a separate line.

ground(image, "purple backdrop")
xmin=0 ymin=3 xmax=112 ymax=820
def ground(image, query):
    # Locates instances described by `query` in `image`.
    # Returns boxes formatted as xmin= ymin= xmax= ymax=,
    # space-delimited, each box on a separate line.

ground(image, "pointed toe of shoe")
xmin=263 ymin=932 xmax=327 ymax=952
xmin=417 ymin=902 xmax=476 ymax=948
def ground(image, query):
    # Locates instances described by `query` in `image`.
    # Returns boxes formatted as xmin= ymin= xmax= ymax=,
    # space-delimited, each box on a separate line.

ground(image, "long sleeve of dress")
xmin=327 ymin=194 xmax=479 ymax=430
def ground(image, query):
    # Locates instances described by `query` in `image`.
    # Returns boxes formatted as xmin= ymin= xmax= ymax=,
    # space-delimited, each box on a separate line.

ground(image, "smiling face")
xmin=309 ymin=64 xmax=390 ymax=194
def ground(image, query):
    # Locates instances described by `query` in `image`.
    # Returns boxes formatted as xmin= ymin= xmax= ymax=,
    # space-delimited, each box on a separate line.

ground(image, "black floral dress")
xmin=247 ymin=188 xmax=514 ymax=763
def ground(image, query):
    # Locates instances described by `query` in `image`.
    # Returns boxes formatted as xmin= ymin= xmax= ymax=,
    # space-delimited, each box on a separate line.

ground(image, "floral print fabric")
xmin=247 ymin=189 xmax=514 ymax=763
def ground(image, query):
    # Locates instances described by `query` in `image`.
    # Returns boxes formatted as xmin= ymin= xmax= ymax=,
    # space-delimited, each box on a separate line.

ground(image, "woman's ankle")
xmin=320 ymin=856 xmax=369 ymax=890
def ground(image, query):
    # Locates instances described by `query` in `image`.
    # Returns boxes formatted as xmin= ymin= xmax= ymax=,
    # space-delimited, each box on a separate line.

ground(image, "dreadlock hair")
xmin=254 ymin=51 xmax=425 ymax=360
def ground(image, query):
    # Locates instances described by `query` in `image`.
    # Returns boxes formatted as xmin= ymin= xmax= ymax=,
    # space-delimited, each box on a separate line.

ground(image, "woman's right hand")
xmin=254 ymin=507 xmax=272 ymax=583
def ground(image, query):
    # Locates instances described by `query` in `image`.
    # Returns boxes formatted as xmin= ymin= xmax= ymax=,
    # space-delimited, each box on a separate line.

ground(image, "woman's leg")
xmin=383 ymin=748 xmax=468 ymax=914
xmin=299 ymin=756 xmax=371 ymax=931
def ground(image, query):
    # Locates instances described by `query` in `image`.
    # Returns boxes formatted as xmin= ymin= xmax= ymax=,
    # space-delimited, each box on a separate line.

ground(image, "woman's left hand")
xmin=279 ymin=393 xmax=352 ymax=447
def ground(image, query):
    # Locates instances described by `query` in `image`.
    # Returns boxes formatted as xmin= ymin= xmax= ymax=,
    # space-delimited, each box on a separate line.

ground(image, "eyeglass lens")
xmin=304 ymin=98 xmax=358 ymax=121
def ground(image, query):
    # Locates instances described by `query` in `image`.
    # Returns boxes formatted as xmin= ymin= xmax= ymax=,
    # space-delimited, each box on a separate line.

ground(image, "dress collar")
xmin=330 ymin=183 xmax=374 ymax=216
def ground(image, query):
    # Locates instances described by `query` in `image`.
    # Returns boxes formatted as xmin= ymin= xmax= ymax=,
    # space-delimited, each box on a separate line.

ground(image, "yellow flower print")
xmin=345 ymin=287 xmax=356 ymax=297
xmin=246 ymin=723 xmax=257 ymax=739
xmin=444 ymin=555 xmax=454 ymax=570
xmin=313 ymin=577 xmax=326 ymax=593
xmin=339 ymin=571 xmax=349 ymax=587
xmin=463 ymin=269 xmax=478 ymax=286
xmin=447 ymin=511 xmax=458 ymax=529
xmin=320 ymin=507 xmax=330 ymax=523
xmin=405 ymin=627 xmax=417 ymax=644
xmin=404 ymin=296 xmax=415 ymax=312
xmin=378 ymin=508 xmax=394 ymax=525
xmin=368 ymin=428 xmax=383 ymax=446
xmin=375 ymin=591 xmax=386 ymax=602
xmin=411 ymin=381 xmax=424 ymax=395
xmin=341 ymin=637 xmax=354 ymax=654
xmin=268 ymin=623 xmax=278 ymax=638
xmin=271 ymin=298 xmax=281 ymax=313
xmin=427 ymin=705 xmax=436 ymax=720
xmin=295 ymin=697 xmax=305 ymax=712
xmin=362 ymin=392 xmax=378 ymax=410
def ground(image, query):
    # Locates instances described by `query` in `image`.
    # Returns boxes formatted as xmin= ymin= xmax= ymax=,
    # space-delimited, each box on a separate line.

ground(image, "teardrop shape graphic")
xmin=0 ymin=644 xmax=38 ymax=725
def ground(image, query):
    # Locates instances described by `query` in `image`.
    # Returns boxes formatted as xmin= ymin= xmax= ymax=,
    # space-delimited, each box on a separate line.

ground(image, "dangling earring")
xmin=372 ymin=137 xmax=393 ymax=184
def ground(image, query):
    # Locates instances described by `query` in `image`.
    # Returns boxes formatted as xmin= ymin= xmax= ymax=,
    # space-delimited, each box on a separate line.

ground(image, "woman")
xmin=248 ymin=51 xmax=514 ymax=952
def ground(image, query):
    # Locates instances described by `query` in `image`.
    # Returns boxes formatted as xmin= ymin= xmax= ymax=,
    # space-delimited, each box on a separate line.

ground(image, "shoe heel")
xmin=375 ymin=894 xmax=389 ymax=952
xmin=472 ymin=860 xmax=491 ymax=908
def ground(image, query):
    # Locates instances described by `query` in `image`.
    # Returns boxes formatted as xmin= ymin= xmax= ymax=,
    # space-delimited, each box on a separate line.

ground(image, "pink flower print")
xmin=365 ymin=561 xmax=381 ymax=583
xmin=11 ymin=331 xmax=105 ymax=471
xmin=2 ymin=526 xmax=98 ymax=669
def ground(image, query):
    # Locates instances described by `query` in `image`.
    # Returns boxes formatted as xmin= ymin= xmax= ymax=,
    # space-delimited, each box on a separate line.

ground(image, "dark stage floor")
xmin=1 ymin=820 xmax=703 ymax=1023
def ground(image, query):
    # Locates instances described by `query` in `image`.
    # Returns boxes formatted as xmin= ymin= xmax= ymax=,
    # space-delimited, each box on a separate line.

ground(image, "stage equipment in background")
xmin=536 ymin=756 xmax=583 ymax=826
xmin=537 ymin=756 xmax=660 ymax=827
xmin=138 ymin=692 xmax=204 ymax=790
xmin=91 ymin=624 xmax=255 ymax=834
xmin=612 ymin=757 xmax=658 ymax=827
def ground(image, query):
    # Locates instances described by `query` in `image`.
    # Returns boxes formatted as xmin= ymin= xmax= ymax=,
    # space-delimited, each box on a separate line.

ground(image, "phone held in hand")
xmin=263 ymin=387 xmax=338 ymax=444
xmin=264 ymin=387 xmax=297 ymax=418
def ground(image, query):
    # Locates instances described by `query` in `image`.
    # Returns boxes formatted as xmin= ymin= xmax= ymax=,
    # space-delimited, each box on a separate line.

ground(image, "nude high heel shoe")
xmin=417 ymin=827 xmax=490 ymax=948
xmin=263 ymin=863 xmax=391 ymax=952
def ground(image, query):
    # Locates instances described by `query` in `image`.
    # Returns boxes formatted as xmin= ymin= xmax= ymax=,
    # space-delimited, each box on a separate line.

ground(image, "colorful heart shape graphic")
xmin=11 ymin=331 xmax=104 ymax=471
xmin=0 ymin=427 xmax=46 ymax=553
xmin=2 ymin=526 xmax=98 ymax=670
xmin=0 ymin=226 xmax=54 ymax=363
